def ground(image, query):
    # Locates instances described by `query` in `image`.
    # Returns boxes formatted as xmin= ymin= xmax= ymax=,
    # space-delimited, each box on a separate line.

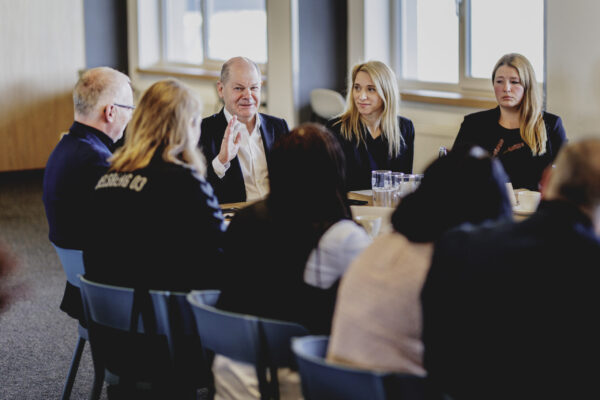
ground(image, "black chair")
xmin=187 ymin=290 xmax=309 ymax=400
xmin=292 ymin=336 xmax=430 ymax=400
xmin=51 ymin=244 xmax=88 ymax=400
xmin=79 ymin=276 xmax=214 ymax=399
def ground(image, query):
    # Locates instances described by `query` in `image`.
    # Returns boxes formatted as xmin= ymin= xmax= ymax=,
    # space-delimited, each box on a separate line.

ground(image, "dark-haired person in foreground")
xmin=214 ymin=122 xmax=371 ymax=399
xmin=327 ymin=144 xmax=512 ymax=376
xmin=421 ymin=138 xmax=600 ymax=399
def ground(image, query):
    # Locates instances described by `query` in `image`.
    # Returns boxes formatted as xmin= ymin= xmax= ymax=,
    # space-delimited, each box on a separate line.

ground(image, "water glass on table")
xmin=391 ymin=172 xmax=405 ymax=207
xmin=371 ymin=170 xmax=393 ymax=207
xmin=396 ymin=173 xmax=424 ymax=200
xmin=410 ymin=174 xmax=424 ymax=192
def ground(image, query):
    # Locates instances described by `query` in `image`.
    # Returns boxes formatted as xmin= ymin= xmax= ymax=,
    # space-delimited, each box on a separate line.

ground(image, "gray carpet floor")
xmin=0 ymin=170 xmax=106 ymax=399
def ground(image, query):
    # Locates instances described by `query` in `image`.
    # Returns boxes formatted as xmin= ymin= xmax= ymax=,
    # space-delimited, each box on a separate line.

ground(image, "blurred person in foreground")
xmin=84 ymin=79 xmax=225 ymax=399
xmin=43 ymin=66 xmax=133 ymax=322
xmin=327 ymin=144 xmax=512 ymax=376
xmin=214 ymin=122 xmax=371 ymax=399
xmin=0 ymin=241 xmax=19 ymax=315
xmin=453 ymin=53 xmax=567 ymax=190
xmin=327 ymin=60 xmax=414 ymax=190
xmin=421 ymin=138 xmax=600 ymax=399
xmin=200 ymin=56 xmax=289 ymax=203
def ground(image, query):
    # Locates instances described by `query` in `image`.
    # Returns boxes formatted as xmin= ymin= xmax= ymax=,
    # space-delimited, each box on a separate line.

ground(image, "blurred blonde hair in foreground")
xmin=110 ymin=79 xmax=206 ymax=177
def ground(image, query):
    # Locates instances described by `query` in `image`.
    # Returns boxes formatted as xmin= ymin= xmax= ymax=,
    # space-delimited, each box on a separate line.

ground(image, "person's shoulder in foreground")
xmin=422 ymin=137 xmax=600 ymax=400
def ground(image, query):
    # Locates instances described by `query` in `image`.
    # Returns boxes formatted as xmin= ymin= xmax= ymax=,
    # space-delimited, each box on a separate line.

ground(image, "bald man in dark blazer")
xmin=200 ymin=57 xmax=289 ymax=203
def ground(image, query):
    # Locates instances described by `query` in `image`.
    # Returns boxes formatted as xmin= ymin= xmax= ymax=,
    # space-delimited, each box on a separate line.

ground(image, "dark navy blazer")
xmin=199 ymin=109 xmax=289 ymax=203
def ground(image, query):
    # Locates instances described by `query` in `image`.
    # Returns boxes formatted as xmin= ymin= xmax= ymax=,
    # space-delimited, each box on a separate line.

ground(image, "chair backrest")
xmin=79 ymin=275 xmax=165 ymax=335
xmin=310 ymin=88 xmax=346 ymax=120
xmin=187 ymin=291 xmax=309 ymax=399
xmin=292 ymin=336 xmax=428 ymax=400
xmin=52 ymin=244 xmax=85 ymax=287
xmin=187 ymin=291 xmax=263 ymax=364
xmin=149 ymin=289 xmax=220 ymax=364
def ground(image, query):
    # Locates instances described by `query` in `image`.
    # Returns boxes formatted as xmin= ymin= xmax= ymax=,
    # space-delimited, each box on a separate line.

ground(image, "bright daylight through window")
xmin=399 ymin=0 xmax=544 ymax=91
xmin=162 ymin=0 xmax=267 ymax=67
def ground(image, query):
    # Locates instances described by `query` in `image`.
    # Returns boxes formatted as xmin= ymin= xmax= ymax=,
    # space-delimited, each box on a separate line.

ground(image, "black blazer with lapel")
xmin=199 ymin=109 xmax=289 ymax=203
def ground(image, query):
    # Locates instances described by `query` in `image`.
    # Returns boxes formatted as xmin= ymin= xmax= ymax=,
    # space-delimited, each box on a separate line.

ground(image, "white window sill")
xmin=400 ymin=89 xmax=497 ymax=109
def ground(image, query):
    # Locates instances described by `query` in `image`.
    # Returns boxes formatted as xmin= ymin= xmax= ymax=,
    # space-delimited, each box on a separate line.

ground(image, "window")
xmin=398 ymin=0 xmax=545 ymax=94
xmin=153 ymin=0 xmax=267 ymax=69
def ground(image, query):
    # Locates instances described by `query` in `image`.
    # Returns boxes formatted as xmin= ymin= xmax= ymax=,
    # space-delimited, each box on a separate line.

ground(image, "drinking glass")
xmin=410 ymin=174 xmax=424 ymax=192
xmin=371 ymin=170 xmax=393 ymax=207
xmin=391 ymin=172 xmax=404 ymax=207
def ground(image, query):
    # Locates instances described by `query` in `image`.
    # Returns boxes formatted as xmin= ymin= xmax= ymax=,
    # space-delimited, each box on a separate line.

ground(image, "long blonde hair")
xmin=493 ymin=53 xmax=547 ymax=156
xmin=110 ymin=79 xmax=206 ymax=176
xmin=337 ymin=61 xmax=403 ymax=157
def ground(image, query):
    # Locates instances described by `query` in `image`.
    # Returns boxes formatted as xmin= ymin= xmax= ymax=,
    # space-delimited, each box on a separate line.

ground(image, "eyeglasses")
xmin=113 ymin=103 xmax=135 ymax=110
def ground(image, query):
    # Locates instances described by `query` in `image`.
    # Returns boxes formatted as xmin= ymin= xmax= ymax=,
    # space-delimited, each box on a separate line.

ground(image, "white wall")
xmin=546 ymin=0 xmax=600 ymax=140
xmin=266 ymin=0 xmax=299 ymax=127
xmin=347 ymin=0 xmax=391 ymax=67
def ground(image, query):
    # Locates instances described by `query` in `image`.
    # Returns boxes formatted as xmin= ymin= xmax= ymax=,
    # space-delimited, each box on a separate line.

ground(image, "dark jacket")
xmin=217 ymin=200 xmax=339 ymax=334
xmin=43 ymin=121 xmax=114 ymax=320
xmin=199 ymin=109 xmax=289 ymax=203
xmin=453 ymin=107 xmax=567 ymax=190
xmin=327 ymin=116 xmax=415 ymax=190
xmin=80 ymin=154 xmax=224 ymax=388
xmin=421 ymin=200 xmax=600 ymax=400
xmin=84 ymin=153 xmax=225 ymax=291
xmin=43 ymin=122 xmax=114 ymax=249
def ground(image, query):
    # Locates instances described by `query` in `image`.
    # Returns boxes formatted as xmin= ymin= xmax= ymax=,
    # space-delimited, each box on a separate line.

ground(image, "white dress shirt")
xmin=212 ymin=109 xmax=270 ymax=202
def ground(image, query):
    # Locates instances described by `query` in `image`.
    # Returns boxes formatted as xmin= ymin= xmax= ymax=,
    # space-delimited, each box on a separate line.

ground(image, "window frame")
xmin=156 ymin=0 xmax=267 ymax=72
xmin=395 ymin=0 xmax=546 ymax=98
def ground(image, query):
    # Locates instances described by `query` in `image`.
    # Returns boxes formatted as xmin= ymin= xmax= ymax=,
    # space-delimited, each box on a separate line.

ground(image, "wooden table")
xmin=220 ymin=191 xmax=373 ymax=212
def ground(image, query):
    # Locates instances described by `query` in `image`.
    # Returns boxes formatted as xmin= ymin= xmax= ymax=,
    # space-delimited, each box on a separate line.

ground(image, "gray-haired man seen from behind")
xmin=43 ymin=67 xmax=133 ymax=321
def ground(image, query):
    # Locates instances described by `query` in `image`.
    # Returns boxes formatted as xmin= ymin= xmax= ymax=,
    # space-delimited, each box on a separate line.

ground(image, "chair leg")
xmin=269 ymin=365 xmax=280 ymax=400
xmin=61 ymin=336 xmax=86 ymax=400
xmin=88 ymin=365 xmax=105 ymax=400
xmin=90 ymin=373 xmax=104 ymax=400
xmin=255 ymin=365 xmax=270 ymax=400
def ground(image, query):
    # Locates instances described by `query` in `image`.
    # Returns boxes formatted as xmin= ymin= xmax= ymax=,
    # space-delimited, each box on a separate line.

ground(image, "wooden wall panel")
xmin=0 ymin=0 xmax=85 ymax=172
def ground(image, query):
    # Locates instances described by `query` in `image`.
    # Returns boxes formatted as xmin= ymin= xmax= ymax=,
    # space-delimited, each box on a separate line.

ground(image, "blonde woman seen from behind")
xmin=326 ymin=60 xmax=414 ymax=190
xmin=83 ymin=79 xmax=225 ymax=398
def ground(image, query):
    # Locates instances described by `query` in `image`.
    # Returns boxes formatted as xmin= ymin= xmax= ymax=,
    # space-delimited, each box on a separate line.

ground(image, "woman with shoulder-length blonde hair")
xmin=83 ymin=79 xmax=225 ymax=397
xmin=85 ymin=77 xmax=225 ymax=295
xmin=326 ymin=60 xmax=415 ymax=190
xmin=111 ymin=79 xmax=206 ymax=177
xmin=453 ymin=53 xmax=567 ymax=191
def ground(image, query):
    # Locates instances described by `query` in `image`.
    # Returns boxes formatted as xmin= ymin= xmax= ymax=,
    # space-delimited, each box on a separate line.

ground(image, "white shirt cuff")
xmin=212 ymin=156 xmax=230 ymax=179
